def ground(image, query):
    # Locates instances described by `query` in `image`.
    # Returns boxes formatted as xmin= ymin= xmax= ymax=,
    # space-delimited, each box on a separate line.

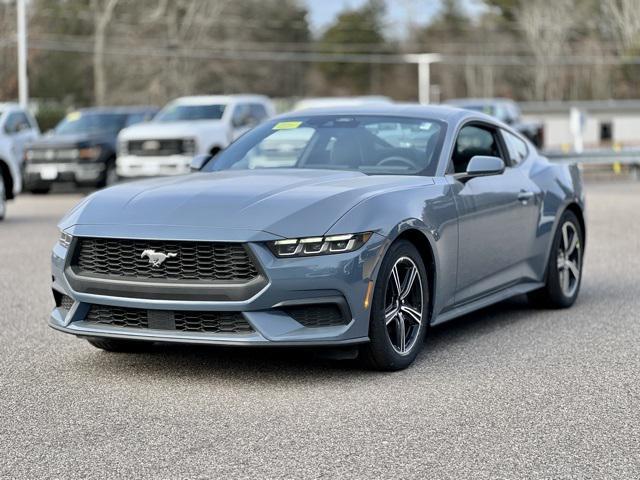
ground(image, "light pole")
xmin=403 ymin=53 xmax=441 ymax=104
xmin=17 ymin=0 xmax=28 ymax=108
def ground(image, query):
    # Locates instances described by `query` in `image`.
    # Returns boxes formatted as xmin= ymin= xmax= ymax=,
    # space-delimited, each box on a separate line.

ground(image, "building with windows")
xmin=520 ymin=100 xmax=640 ymax=151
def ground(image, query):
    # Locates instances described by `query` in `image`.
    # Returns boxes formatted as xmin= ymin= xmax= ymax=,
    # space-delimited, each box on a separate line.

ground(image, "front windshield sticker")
xmin=66 ymin=111 xmax=81 ymax=122
xmin=273 ymin=121 xmax=302 ymax=130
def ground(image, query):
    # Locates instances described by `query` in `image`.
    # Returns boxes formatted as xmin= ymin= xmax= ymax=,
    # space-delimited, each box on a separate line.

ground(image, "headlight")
xmin=268 ymin=232 xmax=372 ymax=258
xmin=58 ymin=231 xmax=73 ymax=248
xmin=78 ymin=146 xmax=101 ymax=160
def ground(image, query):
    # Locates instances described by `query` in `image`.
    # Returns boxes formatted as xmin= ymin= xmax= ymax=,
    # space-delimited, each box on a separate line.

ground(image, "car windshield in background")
xmin=55 ymin=112 xmax=128 ymax=135
xmin=207 ymin=115 xmax=446 ymax=176
xmin=154 ymin=104 xmax=226 ymax=122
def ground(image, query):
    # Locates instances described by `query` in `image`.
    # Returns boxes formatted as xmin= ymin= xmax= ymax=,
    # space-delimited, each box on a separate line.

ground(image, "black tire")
xmin=28 ymin=185 xmax=51 ymax=195
xmin=86 ymin=337 xmax=153 ymax=353
xmin=0 ymin=169 xmax=6 ymax=221
xmin=360 ymin=240 xmax=429 ymax=371
xmin=99 ymin=158 xmax=118 ymax=188
xmin=528 ymin=210 xmax=584 ymax=309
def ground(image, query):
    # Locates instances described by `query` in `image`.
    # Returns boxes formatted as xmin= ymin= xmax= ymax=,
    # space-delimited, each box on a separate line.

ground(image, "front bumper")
xmin=50 ymin=228 xmax=386 ymax=347
xmin=25 ymin=161 xmax=105 ymax=185
xmin=117 ymin=154 xmax=192 ymax=178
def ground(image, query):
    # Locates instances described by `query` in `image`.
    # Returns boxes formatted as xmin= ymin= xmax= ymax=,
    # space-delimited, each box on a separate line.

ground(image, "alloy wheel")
xmin=384 ymin=257 xmax=424 ymax=355
xmin=557 ymin=221 xmax=581 ymax=297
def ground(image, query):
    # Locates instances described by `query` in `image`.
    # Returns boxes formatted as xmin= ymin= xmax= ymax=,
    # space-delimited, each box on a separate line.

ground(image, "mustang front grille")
xmin=71 ymin=237 xmax=259 ymax=283
xmin=85 ymin=304 xmax=254 ymax=334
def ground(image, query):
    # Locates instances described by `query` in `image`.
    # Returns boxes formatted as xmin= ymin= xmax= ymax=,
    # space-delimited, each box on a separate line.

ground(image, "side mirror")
xmin=463 ymin=155 xmax=505 ymax=180
xmin=190 ymin=154 xmax=212 ymax=172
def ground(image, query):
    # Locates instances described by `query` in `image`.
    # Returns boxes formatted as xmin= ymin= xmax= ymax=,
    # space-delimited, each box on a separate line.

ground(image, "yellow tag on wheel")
xmin=273 ymin=121 xmax=302 ymax=130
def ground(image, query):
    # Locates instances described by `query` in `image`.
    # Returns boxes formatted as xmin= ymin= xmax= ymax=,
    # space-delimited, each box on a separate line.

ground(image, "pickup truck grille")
xmin=70 ymin=237 xmax=259 ymax=282
xmin=127 ymin=139 xmax=186 ymax=156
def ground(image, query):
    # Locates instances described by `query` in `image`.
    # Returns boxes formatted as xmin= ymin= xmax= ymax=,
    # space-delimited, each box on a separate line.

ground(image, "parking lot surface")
xmin=0 ymin=182 xmax=639 ymax=479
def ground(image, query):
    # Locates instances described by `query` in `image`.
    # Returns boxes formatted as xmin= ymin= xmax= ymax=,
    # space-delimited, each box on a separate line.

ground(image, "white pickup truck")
xmin=116 ymin=95 xmax=275 ymax=179
xmin=0 ymin=103 xmax=40 ymax=220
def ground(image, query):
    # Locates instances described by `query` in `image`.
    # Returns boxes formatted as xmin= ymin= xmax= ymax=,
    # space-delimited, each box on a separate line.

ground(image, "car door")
xmin=448 ymin=123 xmax=541 ymax=304
xmin=4 ymin=111 xmax=37 ymax=170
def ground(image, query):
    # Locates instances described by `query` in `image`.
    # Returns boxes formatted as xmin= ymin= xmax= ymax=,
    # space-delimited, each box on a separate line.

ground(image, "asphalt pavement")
xmin=0 ymin=182 xmax=638 ymax=479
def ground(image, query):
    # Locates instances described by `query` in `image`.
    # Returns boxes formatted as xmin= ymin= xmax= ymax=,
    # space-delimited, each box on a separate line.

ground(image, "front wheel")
xmin=360 ymin=240 xmax=429 ymax=371
xmin=0 ymin=169 xmax=6 ymax=221
xmin=529 ymin=210 xmax=584 ymax=308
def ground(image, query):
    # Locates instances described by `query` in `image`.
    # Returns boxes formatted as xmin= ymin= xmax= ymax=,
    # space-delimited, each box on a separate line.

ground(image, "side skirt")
xmin=431 ymin=281 xmax=544 ymax=326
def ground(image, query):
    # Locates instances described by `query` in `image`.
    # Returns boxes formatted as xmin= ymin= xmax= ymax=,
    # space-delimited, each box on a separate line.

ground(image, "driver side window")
xmin=451 ymin=125 xmax=502 ymax=174
xmin=4 ymin=112 xmax=31 ymax=134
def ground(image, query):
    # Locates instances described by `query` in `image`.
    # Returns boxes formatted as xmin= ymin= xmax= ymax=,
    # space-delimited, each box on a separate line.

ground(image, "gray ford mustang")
xmin=50 ymin=105 xmax=585 ymax=370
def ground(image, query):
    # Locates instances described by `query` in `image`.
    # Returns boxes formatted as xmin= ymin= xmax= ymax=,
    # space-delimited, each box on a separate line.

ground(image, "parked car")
xmin=23 ymin=106 xmax=157 ymax=194
xmin=445 ymin=98 xmax=544 ymax=148
xmin=50 ymin=105 xmax=585 ymax=371
xmin=116 ymin=95 xmax=275 ymax=179
xmin=0 ymin=103 xmax=40 ymax=220
xmin=293 ymin=96 xmax=392 ymax=111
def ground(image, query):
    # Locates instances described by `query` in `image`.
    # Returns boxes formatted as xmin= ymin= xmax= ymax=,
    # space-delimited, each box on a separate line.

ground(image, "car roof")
xmin=294 ymin=96 xmax=392 ymax=110
xmin=74 ymin=106 xmax=158 ymax=115
xmin=445 ymin=98 xmax=516 ymax=107
xmin=277 ymin=104 xmax=493 ymax=124
xmin=170 ymin=95 xmax=271 ymax=106
xmin=0 ymin=102 xmax=25 ymax=112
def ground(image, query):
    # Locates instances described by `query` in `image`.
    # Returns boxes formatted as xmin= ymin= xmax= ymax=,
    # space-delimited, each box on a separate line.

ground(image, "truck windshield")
xmin=55 ymin=112 xmax=128 ymax=135
xmin=206 ymin=115 xmax=446 ymax=176
xmin=155 ymin=104 xmax=226 ymax=122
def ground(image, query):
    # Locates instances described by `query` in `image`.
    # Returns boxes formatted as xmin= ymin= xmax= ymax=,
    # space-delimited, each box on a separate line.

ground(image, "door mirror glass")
xmin=465 ymin=155 xmax=505 ymax=178
xmin=190 ymin=154 xmax=212 ymax=172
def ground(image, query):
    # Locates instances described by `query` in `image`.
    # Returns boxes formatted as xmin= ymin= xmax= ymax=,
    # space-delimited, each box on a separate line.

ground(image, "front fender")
xmin=325 ymin=182 xmax=459 ymax=318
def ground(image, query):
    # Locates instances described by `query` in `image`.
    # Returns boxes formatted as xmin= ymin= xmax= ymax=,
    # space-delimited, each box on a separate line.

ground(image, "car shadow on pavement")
xmin=75 ymin=295 xmax=547 ymax=381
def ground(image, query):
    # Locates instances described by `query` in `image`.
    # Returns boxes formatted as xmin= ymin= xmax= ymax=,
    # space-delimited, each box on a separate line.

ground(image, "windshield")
xmin=206 ymin=115 xmax=446 ymax=176
xmin=55 ymin=111 xmax=128 ymax=135
xmin=155 ymin=104 xmax=226 ymax=122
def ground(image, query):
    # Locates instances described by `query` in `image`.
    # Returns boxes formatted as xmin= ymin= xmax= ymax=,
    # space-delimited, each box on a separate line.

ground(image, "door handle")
xmin=518 ymin=190 xmax=535 ymax=203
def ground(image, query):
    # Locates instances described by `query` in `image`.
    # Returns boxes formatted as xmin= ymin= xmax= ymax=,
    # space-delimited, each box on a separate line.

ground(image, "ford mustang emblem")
xmin=141 ymin=249 xmax=177 ymax=267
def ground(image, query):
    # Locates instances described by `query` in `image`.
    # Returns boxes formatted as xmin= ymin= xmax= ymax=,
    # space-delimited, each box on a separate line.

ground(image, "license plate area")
xmin=147 ymin=310 xmax=175 ymax=330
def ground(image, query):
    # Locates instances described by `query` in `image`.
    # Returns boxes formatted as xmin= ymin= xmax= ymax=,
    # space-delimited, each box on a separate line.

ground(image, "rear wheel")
xmin=0 ymin=169 xmax=6 ymax=221
xmin=360 ymin=240 xmax=429 ymax=371
xmin=529 ymin=210 xmax=584 ymax=308
xmin=86 ymin=337 xmax=153 ymax=353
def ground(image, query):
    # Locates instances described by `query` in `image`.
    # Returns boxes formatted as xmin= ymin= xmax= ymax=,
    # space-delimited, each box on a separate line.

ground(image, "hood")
xmin=61 ymin=169 xmax=435 ymax=239
xmin=119 ymin=120 xmax=225 ymax=140
xmin=28 ymin=132 xmax=110 ymax=148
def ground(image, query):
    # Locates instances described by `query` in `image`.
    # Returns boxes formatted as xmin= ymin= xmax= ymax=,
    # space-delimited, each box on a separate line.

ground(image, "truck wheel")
xmin=28 ymin=185 xmax=51 ymax=195
xmin=100 ymin=159 xmax=118 ymax=188
xmin=0 ymin=169 xmax=6 ymax=221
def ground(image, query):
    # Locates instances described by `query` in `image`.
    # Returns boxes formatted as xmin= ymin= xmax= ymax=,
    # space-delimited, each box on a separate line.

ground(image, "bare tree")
xmin=517 ymin=0 xmax=581 ymax=100
xmin=602 ymin=0 xmax=640 ymax=52
xmin=91 ymin=0 xmax=119 ymax=105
